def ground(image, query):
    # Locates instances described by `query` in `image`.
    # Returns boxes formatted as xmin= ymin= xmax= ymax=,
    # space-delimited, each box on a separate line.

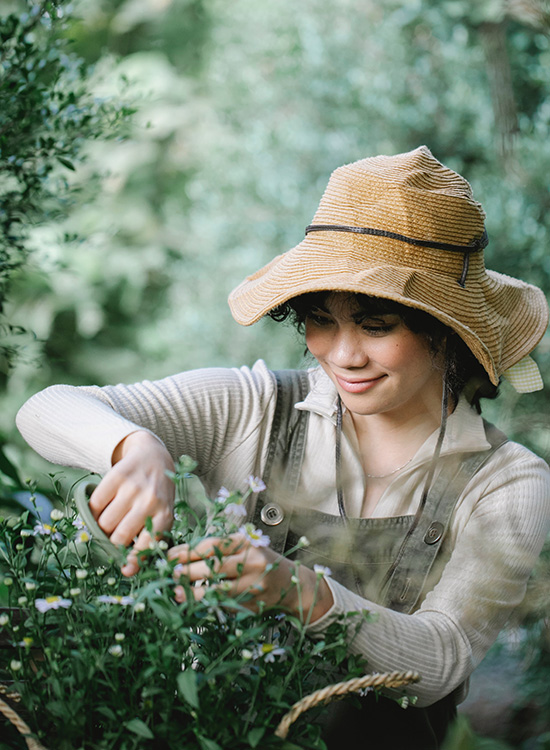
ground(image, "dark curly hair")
xmin=268 ymin=292 xmax=499 ymax=413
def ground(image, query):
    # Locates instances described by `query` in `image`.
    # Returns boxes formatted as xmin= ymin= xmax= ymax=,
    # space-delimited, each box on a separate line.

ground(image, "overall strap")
xmin=382 ymin=420 xmax=508 ymax=613
xmin=250 ymin=369 xmax=310 ymax=553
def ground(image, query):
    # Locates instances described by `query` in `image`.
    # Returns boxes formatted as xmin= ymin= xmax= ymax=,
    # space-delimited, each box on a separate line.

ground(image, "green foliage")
xmin=0 ymin=0 xmax=130 ymax=380
xmin=2 ymin=1 xmax=548 ymax=455
xmin=0 ymin=463 xmax=379 ymax=749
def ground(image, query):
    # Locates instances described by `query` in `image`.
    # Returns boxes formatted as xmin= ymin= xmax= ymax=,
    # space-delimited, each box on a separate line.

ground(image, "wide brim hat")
xmin=229 ymin=146 xmax=548 ymax=389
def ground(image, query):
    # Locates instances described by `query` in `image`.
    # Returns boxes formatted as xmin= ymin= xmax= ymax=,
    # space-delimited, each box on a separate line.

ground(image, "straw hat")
xmin=229 ymin=146 xmax=548 ymax=390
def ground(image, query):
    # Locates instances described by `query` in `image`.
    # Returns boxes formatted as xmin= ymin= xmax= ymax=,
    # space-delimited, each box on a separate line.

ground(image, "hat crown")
xmin=313 ymin=146 xmax=486 ymax=246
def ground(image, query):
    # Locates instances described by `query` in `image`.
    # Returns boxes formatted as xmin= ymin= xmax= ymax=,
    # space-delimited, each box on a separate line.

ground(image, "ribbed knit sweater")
xmin=16 ymin=360 xmax=550 ymax=707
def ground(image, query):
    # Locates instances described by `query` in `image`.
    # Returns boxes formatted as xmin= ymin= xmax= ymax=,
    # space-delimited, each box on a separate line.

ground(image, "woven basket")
xmin=1 ymin=670 xmax=419 ymax=748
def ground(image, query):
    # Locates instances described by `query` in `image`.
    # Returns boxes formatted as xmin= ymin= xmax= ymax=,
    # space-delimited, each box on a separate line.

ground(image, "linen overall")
xmin=251 ymin=370 xmax=508 ymax=749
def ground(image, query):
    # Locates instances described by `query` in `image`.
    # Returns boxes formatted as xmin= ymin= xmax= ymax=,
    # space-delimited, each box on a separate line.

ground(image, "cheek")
xmin=304 ymin=324 xmax=326 ymax=359
xmin=382 ymin=337 xmax=433 ymax=374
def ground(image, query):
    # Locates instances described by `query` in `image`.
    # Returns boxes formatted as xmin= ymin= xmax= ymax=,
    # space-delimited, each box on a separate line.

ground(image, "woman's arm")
xmin=305 ymin=447 xmax=550 ymax=707
xmin=16 ymin=361 xmax=278 ymax=574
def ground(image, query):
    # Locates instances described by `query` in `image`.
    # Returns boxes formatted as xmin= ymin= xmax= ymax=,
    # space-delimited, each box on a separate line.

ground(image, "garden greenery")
xmin=0 ymin=457 xmax=380 ymax=750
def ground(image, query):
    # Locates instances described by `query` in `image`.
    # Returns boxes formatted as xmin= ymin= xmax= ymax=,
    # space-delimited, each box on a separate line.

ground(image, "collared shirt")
xmin=16 ymin=359 xmax=550 ymax=706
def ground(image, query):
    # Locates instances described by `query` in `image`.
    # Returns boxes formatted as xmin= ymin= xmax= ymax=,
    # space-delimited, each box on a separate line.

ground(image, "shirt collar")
xmin=295 ymin=366 xmax=492 ymax=456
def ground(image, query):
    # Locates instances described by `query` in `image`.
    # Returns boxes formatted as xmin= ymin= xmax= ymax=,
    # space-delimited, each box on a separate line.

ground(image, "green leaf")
xmin=197 ymin=737 xmax=222 ymax=750
xmin=247 ymin=726 xmax=265 ymax=747
xmin=126 ymin=717 xmax=154 ymax=739
xmin=56 ymin=156 xmax=76 ymax=171
xmin=96 ymin=705 xmax=117 ymax=721
xmin=177 ymin=668 xmax=199 ymax=709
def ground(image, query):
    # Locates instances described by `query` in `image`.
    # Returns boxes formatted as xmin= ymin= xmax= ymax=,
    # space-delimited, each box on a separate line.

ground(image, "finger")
xmin=89 ymin=474 xmax=119 ymax=516
xmin=120 ymin=512 xmax=172 ymax=577
xmin=121 ymin=549 xmax=140 ymax=578
xmin=168 ymin=535 xmax=246 ymax=563
xmin=111 ymin=497 xmax=172 ymax=548
xmin=96 ymin=487 xmax=137 ymax=537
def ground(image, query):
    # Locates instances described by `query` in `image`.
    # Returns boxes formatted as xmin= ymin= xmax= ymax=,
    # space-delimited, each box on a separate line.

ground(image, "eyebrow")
xmin=311 ymin=304 xmax=394 ymax=324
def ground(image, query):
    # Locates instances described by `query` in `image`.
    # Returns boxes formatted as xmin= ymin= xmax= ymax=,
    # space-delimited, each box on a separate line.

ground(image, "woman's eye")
xmin=308 ymin=312 xmax=333 ymax=326
xmin=361 ymin=322 xmax=395 ymax=335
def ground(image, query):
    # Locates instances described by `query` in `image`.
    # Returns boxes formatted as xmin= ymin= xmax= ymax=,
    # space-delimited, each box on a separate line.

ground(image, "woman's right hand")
xmin=88 ymin=430 xmax=176 ymax=576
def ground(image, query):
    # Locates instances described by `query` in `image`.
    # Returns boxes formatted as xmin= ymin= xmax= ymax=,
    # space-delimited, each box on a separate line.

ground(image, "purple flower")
xmin=224 ymin=501 xmax=247 ymax=518
xmin=215 ymin=487 xmax=231 ymax=502
xmin=246 ymin=476 xmax=266 ymax=493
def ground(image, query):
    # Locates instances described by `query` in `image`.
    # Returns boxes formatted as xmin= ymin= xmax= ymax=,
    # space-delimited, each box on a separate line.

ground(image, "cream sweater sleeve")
xmin=307 ymin=443 xmax=550 ymax=707
xmin=15 ymin=361 xmax=277 ymax=492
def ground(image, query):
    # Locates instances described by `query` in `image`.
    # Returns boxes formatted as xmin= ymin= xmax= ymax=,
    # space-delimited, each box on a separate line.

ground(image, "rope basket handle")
xmin=274 ymin=669 xmax=420 ymax=740
xmin=0 ymin=690 xmax=48 ymax=750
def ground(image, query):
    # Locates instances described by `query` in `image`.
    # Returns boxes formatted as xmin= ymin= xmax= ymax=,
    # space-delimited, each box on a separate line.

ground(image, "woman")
xmin=16 ymin=146 xmax=550 ymax=747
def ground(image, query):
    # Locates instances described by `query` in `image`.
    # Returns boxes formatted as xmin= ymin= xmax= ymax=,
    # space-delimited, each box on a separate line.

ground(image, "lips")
xmin=334 ymin=374 xmax=385 ymax=394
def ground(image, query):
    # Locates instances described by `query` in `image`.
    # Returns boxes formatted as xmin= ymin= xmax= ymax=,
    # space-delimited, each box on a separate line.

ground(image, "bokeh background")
xmin=1 ymin=1 xmax=550 ymax=747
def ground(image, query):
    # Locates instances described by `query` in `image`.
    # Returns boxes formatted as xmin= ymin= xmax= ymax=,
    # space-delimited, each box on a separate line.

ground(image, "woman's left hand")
xmin=167 ymin=533 xmax=334 ymax=624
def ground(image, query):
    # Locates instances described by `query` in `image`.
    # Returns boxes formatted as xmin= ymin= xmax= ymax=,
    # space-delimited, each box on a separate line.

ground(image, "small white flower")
xmin=215 ymin=486 xmax=231 ymax=502
xmin=75 ymin=569 xmax=88 ymax=580
xmin=238 ymin=523 xmax=270 ymax=548
xmin=95 ymin=566 xmax=106 ymax=577
xmin=313 ymin=564 xmax=332 ymax=578
xmin=76 ymin=529 xmax=90 ymax=543
xmin=70 ymin=588 xmax=81 ymax=597
xmin=107 ymin=577 xmax=117 ymax=586
xmin=158 ymin=540 xmax=169 ymax=551
xmin=0 ymin=614 xmax=9 ymax=626
xmin=155 ymin=558 xmax=168 ymax=570
xmin=252 ymin=642 xmax=285 ymax=662
xmin=97 ymin=595 xmax=134 ymax=606
xmin=33 ymin=522 xmax=62 ymax=541
xmin=298 ymin=536 xmax=310 ymax=548
xmin=20 ymin=529 xmax=33 ymax=537
xmin=134 ymin=602 xmax=146 ymax=613
xmin=25 ymin=582 xmax=36 ymax=591
xmin=114 ymin=633 xmax=125 ymax=642
xmin=224 ymin=501 xmax=247 ymax=518
xmin=108 ymin=644 xmax=123 ymax=657
xmin=290 ymin=575 xmax=299 ymax=585
xmin=73 ymin=517 xmax=86 ymax=530
xmin=18 ymin=637 xmax=33 ymax=649
xmin=3 ymin=577 xmax=13 ymax=586
xmin=50 ymin=508 xmax=64 ymax=521
xmin=35 ymin=596 xmax=72 ymax=613
xmin=17 ymin=597 xmax=28 ymax=606
xmin=246 ymin=475 xmax=267 ymax=493
xmin=241 ymin=649 xmax=253 ymax=660
xmin=10 ymin=660 xmax=22 ymax=671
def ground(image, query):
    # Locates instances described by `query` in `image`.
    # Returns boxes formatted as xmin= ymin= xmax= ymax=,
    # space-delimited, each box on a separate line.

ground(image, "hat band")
xmin=304 ymin=224 xmax=488 ymax=287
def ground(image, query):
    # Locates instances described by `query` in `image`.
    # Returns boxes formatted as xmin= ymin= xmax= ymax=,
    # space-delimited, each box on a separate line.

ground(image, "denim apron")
xmin=251 ymin=370 xmax=507 ymax=749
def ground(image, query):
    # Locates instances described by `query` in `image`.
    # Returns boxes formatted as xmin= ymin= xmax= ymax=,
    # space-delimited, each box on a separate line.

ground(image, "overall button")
xmin=260 ymin=503 xmax=285 ymax=526
xmin=424 ymin=521 xmax=444 ymax=545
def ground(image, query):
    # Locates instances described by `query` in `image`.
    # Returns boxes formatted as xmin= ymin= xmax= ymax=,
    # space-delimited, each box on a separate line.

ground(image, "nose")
xmin=329 ymin=328 xmax=369 ymax=369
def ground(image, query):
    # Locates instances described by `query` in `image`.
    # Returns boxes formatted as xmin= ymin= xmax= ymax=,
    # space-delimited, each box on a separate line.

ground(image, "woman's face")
xmin=305 ymin=293 xmax=444 ymax=422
